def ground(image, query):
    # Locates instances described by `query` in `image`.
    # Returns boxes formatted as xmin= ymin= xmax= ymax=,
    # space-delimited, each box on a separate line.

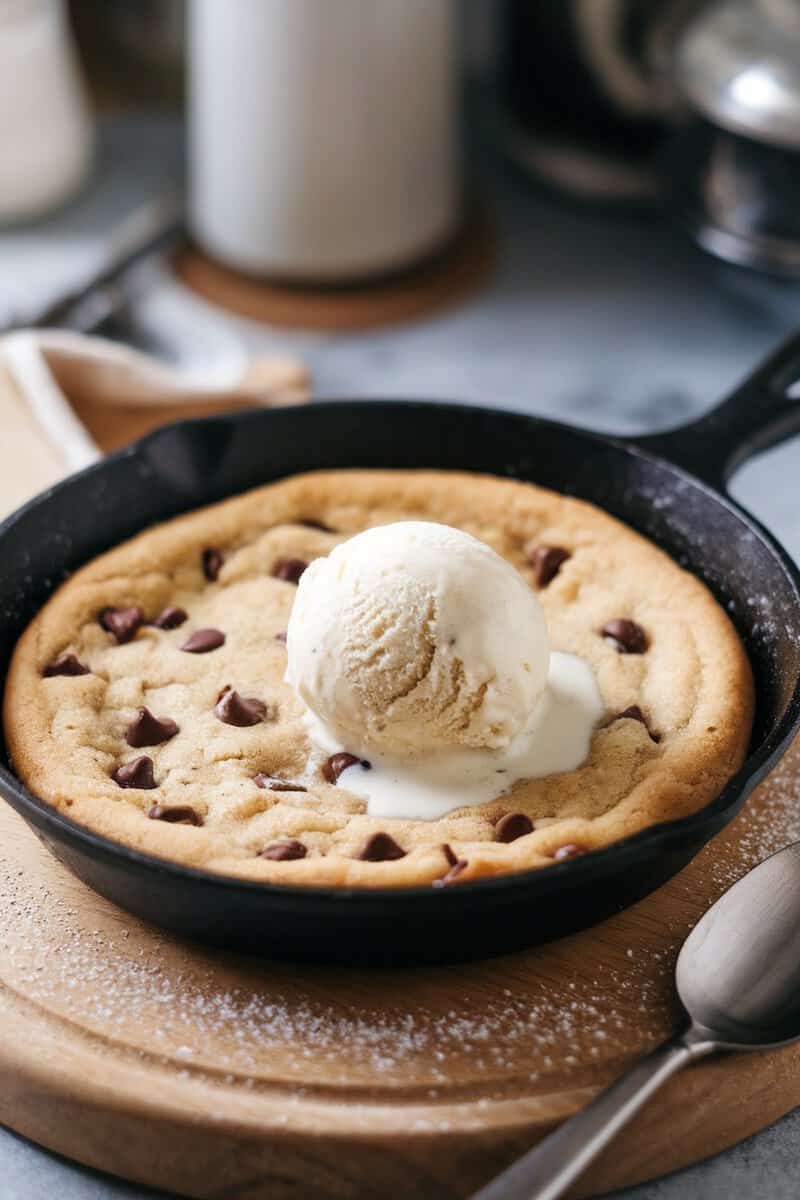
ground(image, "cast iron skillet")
xmin=2 ymin=335 xmax=800 ymax=965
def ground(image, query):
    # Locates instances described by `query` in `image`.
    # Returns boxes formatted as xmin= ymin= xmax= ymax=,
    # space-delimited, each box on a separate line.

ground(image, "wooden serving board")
xmin=2 ymin=739 xmax=800 ymax=1200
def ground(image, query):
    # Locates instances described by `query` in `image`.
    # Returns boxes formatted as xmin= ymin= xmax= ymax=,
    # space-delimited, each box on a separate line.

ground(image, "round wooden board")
xmin=173 ymin=211 xmax=495 ymax=332
xmin=2 ymin=740 xmax=800 ymax=1200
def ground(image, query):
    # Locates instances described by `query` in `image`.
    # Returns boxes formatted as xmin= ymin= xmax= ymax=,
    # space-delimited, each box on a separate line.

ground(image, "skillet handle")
xmin=631 ymin=329 xmax=800 ymax=491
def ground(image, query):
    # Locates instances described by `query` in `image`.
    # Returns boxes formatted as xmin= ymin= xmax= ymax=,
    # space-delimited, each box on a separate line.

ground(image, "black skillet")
xmin=2 ymin=334 xmax=800 ymax=965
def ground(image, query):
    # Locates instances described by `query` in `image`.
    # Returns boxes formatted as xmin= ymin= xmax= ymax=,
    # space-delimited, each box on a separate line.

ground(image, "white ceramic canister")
xmin=188 ymin=0 xmax=460 ymax=281
xmin=0 ymin=0 xmax=93 ymax=222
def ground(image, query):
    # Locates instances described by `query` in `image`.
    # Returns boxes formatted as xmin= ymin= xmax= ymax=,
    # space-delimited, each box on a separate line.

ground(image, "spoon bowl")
xmin=678 ymin=841 xmax=800 ymax=1048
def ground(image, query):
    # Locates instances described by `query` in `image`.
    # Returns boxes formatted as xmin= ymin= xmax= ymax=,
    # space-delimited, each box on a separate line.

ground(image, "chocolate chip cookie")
xmin=2 ymin=470 xmax=754 ymax=887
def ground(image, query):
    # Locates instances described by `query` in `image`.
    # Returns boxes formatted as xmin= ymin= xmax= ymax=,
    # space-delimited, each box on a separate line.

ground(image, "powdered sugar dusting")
xmin=1 ymin=746 xmax=797 ymax=1108
xmin=709 ymin=754 xmax=800 ymax=889
xmin=0 ymin=855 xmax=672 ymax=1098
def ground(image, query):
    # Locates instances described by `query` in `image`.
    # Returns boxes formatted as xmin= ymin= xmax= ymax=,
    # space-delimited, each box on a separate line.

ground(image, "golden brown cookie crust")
xmin=2 ymin=470 xmax=754 ymax=887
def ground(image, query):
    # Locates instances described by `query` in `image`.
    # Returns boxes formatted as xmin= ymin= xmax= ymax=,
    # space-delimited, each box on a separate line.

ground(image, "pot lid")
xmin=675 ymin=0 xmax=800 ymax=149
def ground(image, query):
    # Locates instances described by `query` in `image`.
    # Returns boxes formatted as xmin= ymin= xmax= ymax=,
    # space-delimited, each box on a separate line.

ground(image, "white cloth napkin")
xmin=0 ymin=330 xmax=309 ymax=514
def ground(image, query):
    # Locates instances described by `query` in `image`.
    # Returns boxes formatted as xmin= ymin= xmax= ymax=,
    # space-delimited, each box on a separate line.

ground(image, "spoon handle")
xmin=470 ymin=1031 xmax=714 ymax=1200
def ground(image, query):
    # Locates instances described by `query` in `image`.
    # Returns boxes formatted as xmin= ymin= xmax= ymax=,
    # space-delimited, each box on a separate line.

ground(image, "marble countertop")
xmin=2 ymin=116 xmax=800 ymax=1200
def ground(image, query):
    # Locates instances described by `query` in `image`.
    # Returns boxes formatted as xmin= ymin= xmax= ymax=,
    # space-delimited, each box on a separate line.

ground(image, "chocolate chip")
xmin=153 ymin=606 xmax=188 ymax=630
xmin=181 ymin=628 xmax=225 ymax=653
xmin=601 ymin=619 xmax=648 ymax=654
xmin=358 ymin=832 xmax=406 ymax=862
xmin=254 ymin=773 xmax=307 ymax=792
xmin=274 ymin=632 xmax=287 ymax=644
xmin=42 ymin=654 xmax=90 ymax=678
xmin=528 ymin=545 xmax=571 ymax=588
xmin=615 ymin=705 xmax=661 ymax=743
xmin=202 ymin=547 xmax=224 ymax=581
xmin=99 ymin=606 xmax=143 ymax=644
xmin=433 ymin=857 xmax=468 ymax=887
xmin=126 ymin=707 xmax=179 ymax=748
xmin=148 ymin=803 xmax=203 ymax=825
xmin=112 ymin=756 xmax=156 ymax=789
xmin=495 ymin=812 xmax=534 ymax=843
xmin=441 ymin=842 xmax=458 ymax=867
xmin=273 ymin=558 xmax=309 ymax=584
xmin=551 ymin=843 xmax=585 ymax=861
xmin=215 ymin=688 xmax=267 ymax=727
xmin=260 ymin=839 xmax=307 ymax=861
xmin=322 ymin=752 xmax=369 ymax=784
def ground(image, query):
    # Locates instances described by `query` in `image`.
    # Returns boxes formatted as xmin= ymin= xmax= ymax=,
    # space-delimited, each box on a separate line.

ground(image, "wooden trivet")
xmin=173 ymin=210 xmax=495 ymax=332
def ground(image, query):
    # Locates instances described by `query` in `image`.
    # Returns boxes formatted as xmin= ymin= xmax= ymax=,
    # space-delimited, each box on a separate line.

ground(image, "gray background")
xmin=2 ymin=116 xmax=800 ymax=1199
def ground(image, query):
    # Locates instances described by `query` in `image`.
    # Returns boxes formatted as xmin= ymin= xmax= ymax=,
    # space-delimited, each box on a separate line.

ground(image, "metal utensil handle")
xmin=632 ymin=328 xmax=800 ymax=490
xmin=470 ymin=1032 xmax=709 ymax=1200
xmin=1 ymin=192 xmax=184 ymax=336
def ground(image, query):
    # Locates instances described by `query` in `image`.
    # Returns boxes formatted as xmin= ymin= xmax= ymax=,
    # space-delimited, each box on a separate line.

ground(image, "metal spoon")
xmin=471 ymin=841 xmax=800 ymax=1200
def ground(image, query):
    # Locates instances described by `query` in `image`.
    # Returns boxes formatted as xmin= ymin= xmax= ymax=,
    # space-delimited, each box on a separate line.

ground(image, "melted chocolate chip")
xmin=99 ymin=606 xmax=143 ymax=644
xmin=112 ymin=756 xmax=156 ymax=789
xmin=126 ymin=707 xmax=179 ymax=748
xmin=260 ymin=839 xmax=307 ymax=861
xmin=322 ymin=752 xmax=369 ymax=784
xmin=495 ymin=812 xmax=534 ymax=843
xmin=215 ymin=689 xmax=267 ymax=727
xmin=528 ymin=545 xmax=571 ymax=588
xmin=273 ymin=558 xmax=309 ymax=584
xmin=153 ymin=606 xmax=188 ymax=630
xmin=202 ymin=547 xmax=224 ymax=581
xmin=601 ymin=619 xmax=648 ymax=654
xmin=615 ymin=705 xmax=661 ymax=743
xmin=254 ymin=773 xmax=307 ymax=792
xmin=358 ymin=832 xmax=406 ymax=862
xmin=433 ymin=857 xmax=468 ymax=887
xmin=42 ymin=654 xmax=90 ymax=678
xmin=148 ymin=803 xmax=203 ymax=825
xmin=181 ymin=628 xmax=225 ymax=653
xmin=551 ymin=843 xmax=585 ymax=861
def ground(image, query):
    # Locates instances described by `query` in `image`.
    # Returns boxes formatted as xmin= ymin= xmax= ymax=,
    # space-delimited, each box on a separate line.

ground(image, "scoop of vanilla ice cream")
xmin=285 ymin=521 xmax=550 ymax=755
